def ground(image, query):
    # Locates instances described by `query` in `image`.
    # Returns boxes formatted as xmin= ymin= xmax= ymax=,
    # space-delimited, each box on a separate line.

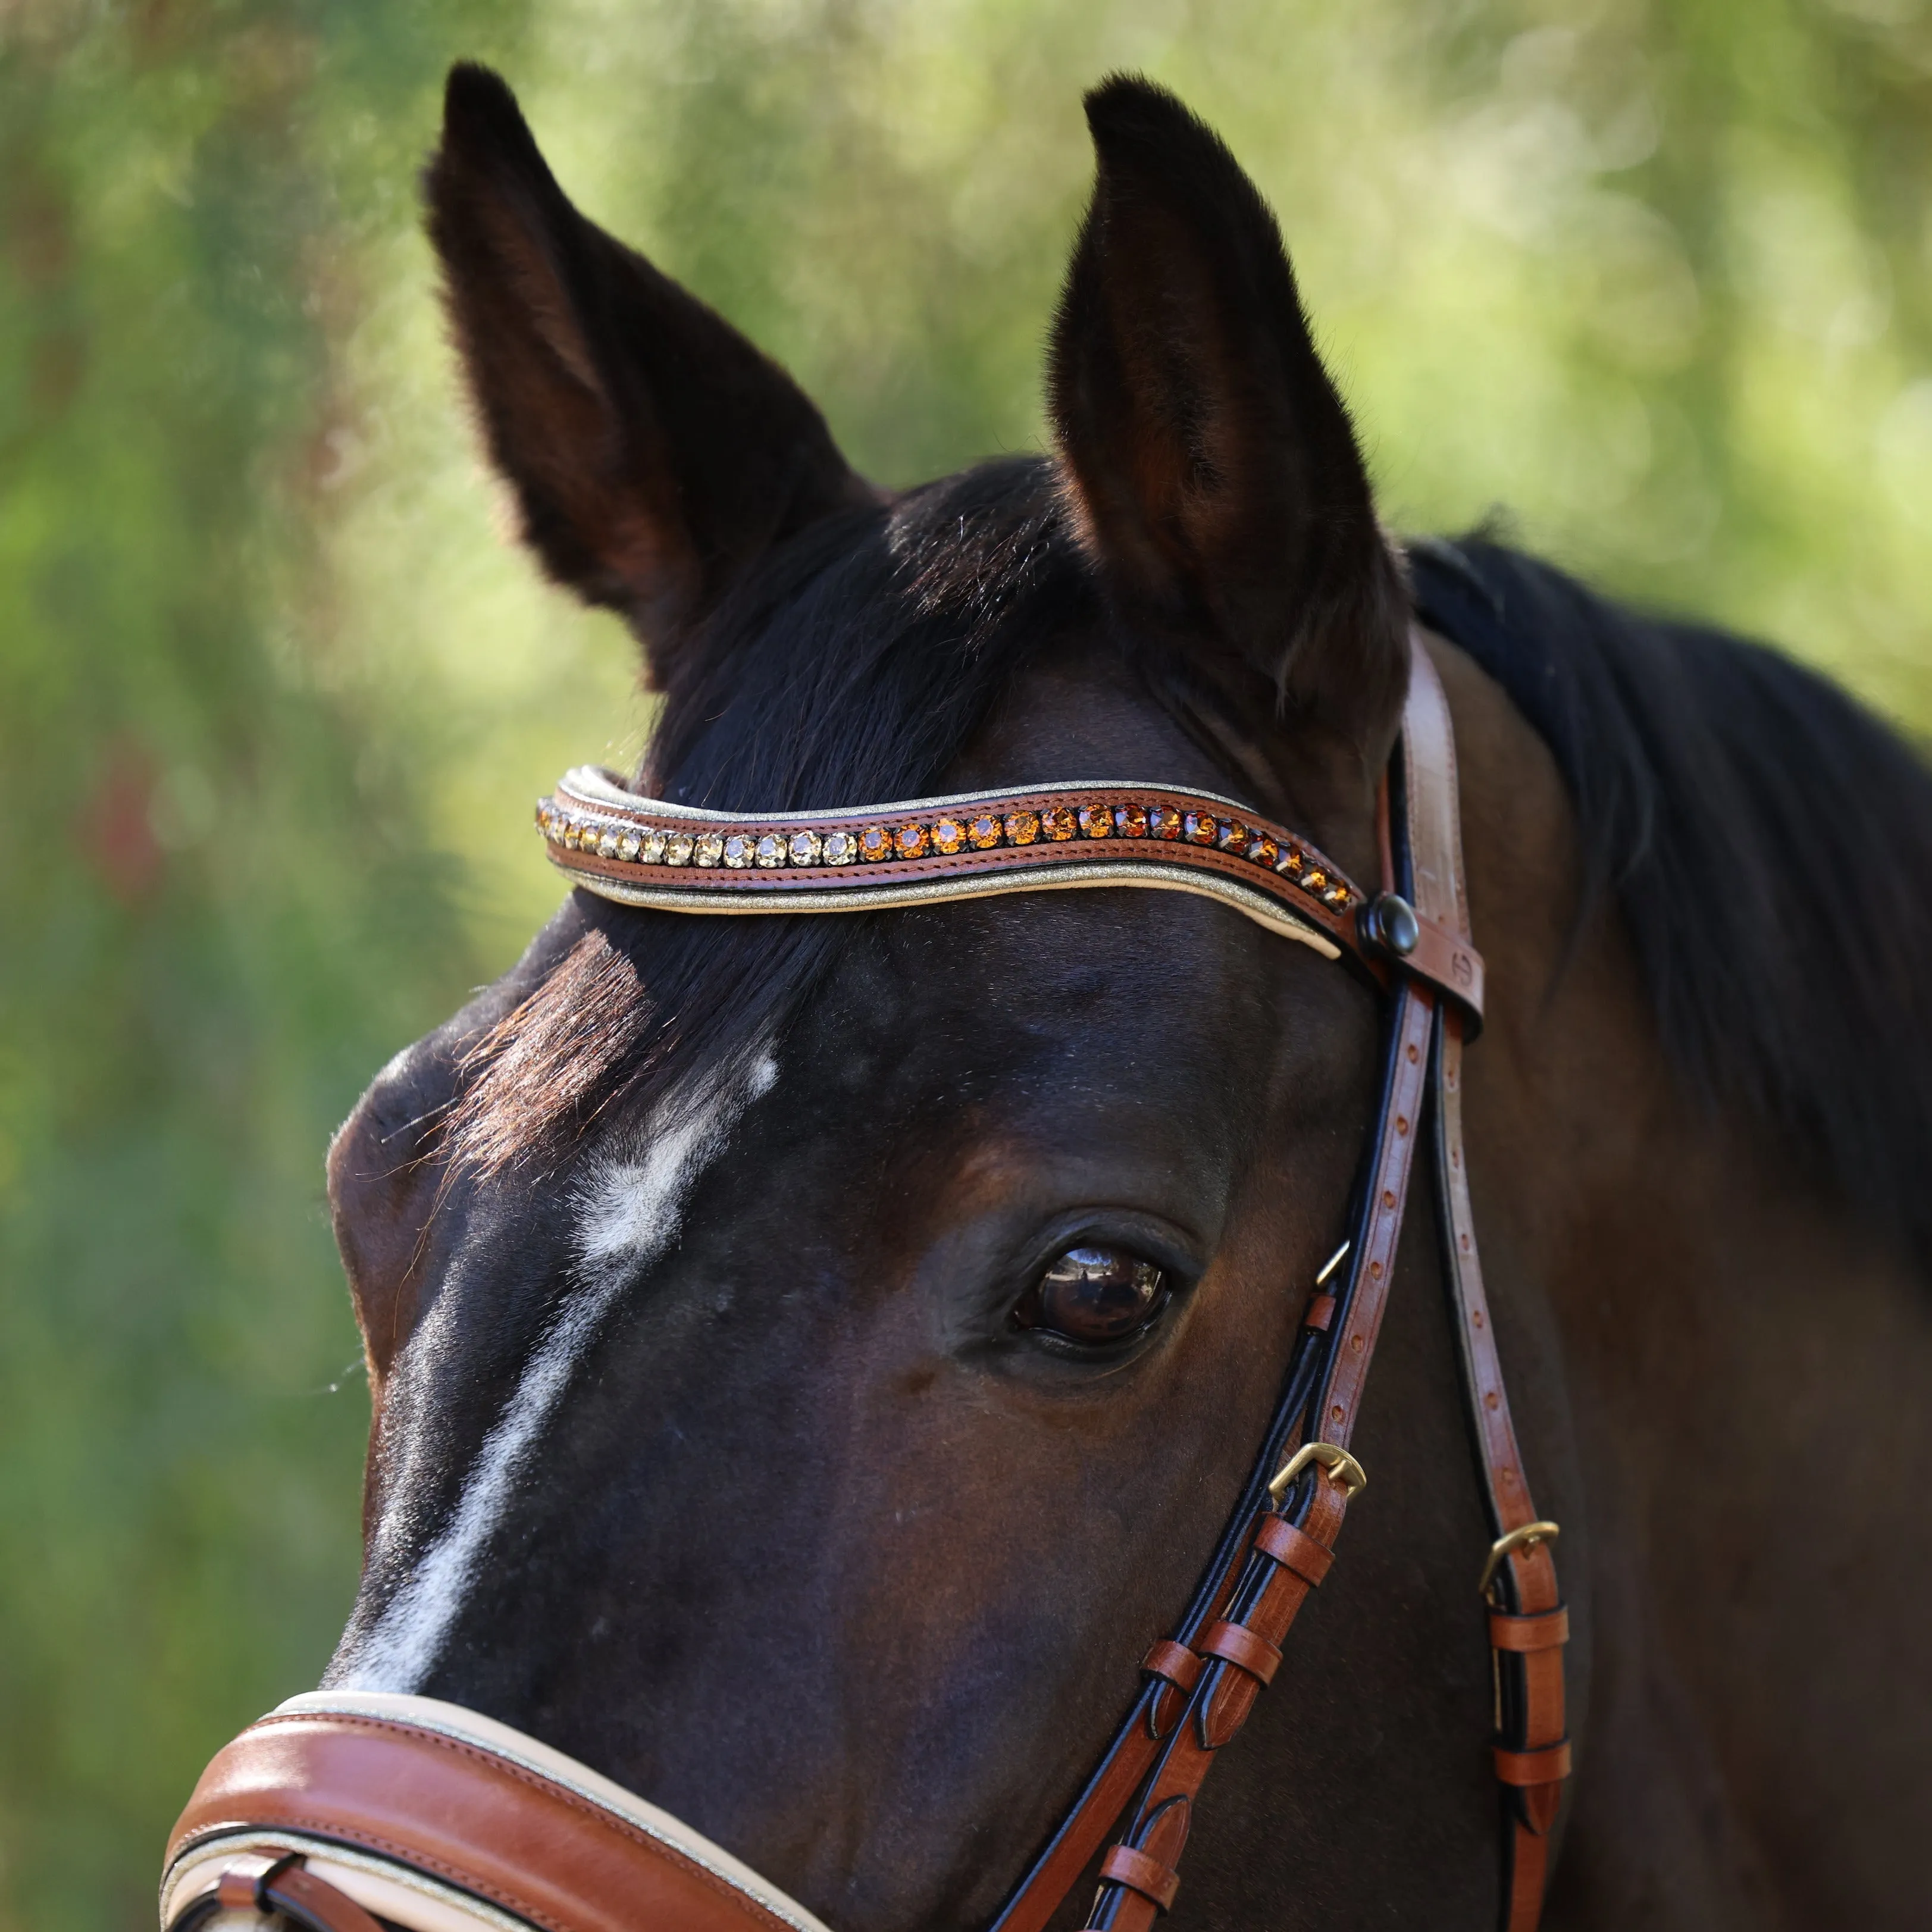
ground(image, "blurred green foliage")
xmin=1 ymin=2 xmax=1927 ymax=1924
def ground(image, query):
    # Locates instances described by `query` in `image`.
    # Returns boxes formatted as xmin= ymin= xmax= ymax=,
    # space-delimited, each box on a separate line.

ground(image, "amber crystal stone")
xmin=1275 ymin=845 xmax=1304 ymax=876
xmin=1214 ymin=820 xmax=1248 ymax=852
xmin=1077 ymin=803 xmax=1114 ymax=840
xmin=559 ymin=821 xmax=582 ymax=849
xmin=931 ymin=817 xmax=967 ymax=854
xmin=968 ymin=813 xmax=1002 ymax=849
xmin=1148 ymin=803 xmax=1185 ymax=840
xmin=822 ymin=830 xmax=858 ymax=865
xmin=1041 ymin=804 xmax=1078 ymax=841
xmin=663 ymin=832 xmax=695 ymax=866
xmin=694 ymin=832 xmax=726 ymax=868
xmin=640 ymin=829 xmax=668 ymax=864
xmin=859 ymin=825 xmax=893 ymax=862
xmin=894 ymin=823 xmax=930 ymax=859
xmin=1245 ymin=834 xmax=1279 ymax=868
xmin=722 ymin=833 xmax=757 ymax=869
xmin=787 ymin=831 xmax=822 ymax=866
xmin=754 ymin=834 xmax=788 ymax=868
xmin=1322 ymin=881 xmax=1352 ymax=909
xmin=1298 ymin=866 xmax=1329 ymax=896
xmin=1183 ymin=811 xmax=1217 ymax=845
xmin=1004 ymin=810 xmax=1041 ymax=846
xmin=1113 ymin=802 xmax=1149 ymax=838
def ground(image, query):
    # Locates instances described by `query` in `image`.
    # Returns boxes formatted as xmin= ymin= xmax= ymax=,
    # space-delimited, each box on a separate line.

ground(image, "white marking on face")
xmin=332 ymin=1043 xmax=778 ymax=1693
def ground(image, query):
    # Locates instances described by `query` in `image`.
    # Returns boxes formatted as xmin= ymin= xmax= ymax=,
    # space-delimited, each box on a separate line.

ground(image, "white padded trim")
xmin=551 ymin=856 xmax=1342 ymax=959
xmin=162 ymin=1830 xmax=535 ymax=1932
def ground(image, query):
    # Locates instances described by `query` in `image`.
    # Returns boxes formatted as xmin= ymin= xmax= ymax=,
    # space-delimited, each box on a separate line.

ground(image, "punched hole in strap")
xmin=1098 ymin=1844 xmax=1181 ymax=1914
xmin=1197 ymin=1618 xmax=1283 ymax=1686
xmin=1488 ymin=1606 xmax=1570 ymax=1653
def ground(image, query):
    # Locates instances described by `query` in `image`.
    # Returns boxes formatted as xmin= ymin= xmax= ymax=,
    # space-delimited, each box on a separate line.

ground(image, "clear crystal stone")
xmin=755 ymin=834 xmax=788 ymax=868
xmin=694 ymin=832 xmax=725 ymax=868
xmin=663 ymin=832 xmax=695 ymax=866
xmin=723 ymin=834 xmax=756 ymax=869
xmin=822 ymin=830 xmax=857 ymax=864
xmin=641 ymin=829 xmax=667 ymax=863
xmin=617 ymin=831 xmax=641 ymax=861
xmin=596 ymin=829 xmax=620 ymax=858
xmin=787 ymin=831 xmax=822 ymax=865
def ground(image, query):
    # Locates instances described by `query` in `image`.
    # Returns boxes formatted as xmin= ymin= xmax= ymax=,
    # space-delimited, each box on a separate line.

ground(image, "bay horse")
xmin=171 ymin=64 xmax=1932 ymax=1932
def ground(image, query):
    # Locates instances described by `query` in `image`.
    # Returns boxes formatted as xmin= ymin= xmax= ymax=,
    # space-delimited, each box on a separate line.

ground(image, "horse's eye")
xmin=1017 ymin=1245 xmax=1169 ymax=1346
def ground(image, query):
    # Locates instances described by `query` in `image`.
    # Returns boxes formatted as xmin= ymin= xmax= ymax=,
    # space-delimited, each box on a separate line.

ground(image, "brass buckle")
xmin=1267 ymin=1439 xmax=1368 ymax=1505
xmin=1479 ymin=1520 xmax=1560 ymax=1599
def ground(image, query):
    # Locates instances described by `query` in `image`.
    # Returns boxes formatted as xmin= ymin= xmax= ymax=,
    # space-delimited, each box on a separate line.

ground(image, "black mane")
xmin=1412 ymin=536 xmax=1932 ymax=1277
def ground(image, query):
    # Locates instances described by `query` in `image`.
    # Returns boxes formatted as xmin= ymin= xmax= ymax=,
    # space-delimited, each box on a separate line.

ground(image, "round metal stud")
xmin=1363 ymin=892 xmax=1420 ymax=957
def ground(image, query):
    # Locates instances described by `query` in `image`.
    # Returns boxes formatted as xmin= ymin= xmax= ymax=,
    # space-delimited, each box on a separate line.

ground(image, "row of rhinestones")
xmin=537 ymin=797 xmax=1354 ymax=910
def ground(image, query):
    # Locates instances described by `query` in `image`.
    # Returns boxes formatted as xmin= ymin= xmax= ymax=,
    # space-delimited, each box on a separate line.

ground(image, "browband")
xmin=537 ymin=771 xmax=1483 ymax=1022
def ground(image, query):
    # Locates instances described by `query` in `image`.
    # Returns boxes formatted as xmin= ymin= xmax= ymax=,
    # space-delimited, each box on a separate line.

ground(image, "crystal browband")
xmin=538 ymin=768 xmax=1370 ymax=962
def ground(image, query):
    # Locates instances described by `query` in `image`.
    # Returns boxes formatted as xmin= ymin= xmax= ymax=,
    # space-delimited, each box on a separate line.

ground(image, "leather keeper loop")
xmin=215 ymin=1862 xmax=274 ymax=1911
xmin=1098 ymin=1845 xmax=1181 ymax=1912
xmin=1488 ymin=1606 xmax=1570 ymax=1653
xmin=1139 ymin=1639 xmax=1203 ymax=1692
xmin=1198 ymin=1619 xmax=1283 ymax=1686
xmin=1301 ymin=1292 xmax=1338 ymax=1331
xmin=1492 ymin=1740 xmax=1573 ymax=1786
xmin=1252 ymin=1511 xmax=1334 ymax=1586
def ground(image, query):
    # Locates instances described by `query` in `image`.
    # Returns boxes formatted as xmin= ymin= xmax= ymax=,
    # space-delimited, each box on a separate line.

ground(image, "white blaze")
xmin=334 ymin=1047 xmax=777 ymax=1693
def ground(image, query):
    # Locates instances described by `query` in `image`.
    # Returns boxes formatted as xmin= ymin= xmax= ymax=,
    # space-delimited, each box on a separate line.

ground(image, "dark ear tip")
xmin=441 ymin=61 xmax=528 ymax=148
xmin=1081 ymin=73 xmax=1200 ymax=151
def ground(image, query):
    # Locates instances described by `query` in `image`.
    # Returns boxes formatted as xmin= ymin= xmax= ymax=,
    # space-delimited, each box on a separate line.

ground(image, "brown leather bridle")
xmin=162 ymin=638 xmax=1568 ymax=1932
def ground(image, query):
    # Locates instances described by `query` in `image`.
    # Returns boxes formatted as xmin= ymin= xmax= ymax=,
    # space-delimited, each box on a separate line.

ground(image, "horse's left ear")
xmin=1050 ymin=76 xmax=1408 ymax=762
xmin=425 ymin=63 xmax=876 ymax=682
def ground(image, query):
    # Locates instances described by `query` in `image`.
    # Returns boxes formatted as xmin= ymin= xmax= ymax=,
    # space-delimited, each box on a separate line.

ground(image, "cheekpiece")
xmin=537 ymin=768 xmax=1369 ymax=963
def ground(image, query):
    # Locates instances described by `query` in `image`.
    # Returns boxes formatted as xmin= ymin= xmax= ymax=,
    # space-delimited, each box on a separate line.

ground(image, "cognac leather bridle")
xmin=162 ymin=637 xmax=1568 ymax=1932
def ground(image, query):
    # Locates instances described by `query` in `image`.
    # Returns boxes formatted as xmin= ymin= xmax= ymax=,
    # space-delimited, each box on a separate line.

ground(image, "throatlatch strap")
xmin=1407 ymin=646 xmax=1570 ymax=1932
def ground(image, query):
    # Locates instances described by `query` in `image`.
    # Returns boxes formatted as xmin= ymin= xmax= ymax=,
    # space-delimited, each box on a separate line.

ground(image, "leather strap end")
xmin=1488 ymin=1606 xmax=1570 ymax=1653
xmin=1492 ymin=1739 xmax=1573 ymax=1787
xmin=1098 ymin=1845 xmax=1181 ymax=1913
xmin=1197 ymin=1619 xmax=1283 ymax=1686
xmin=1252 ymin=1511 xmax=1334 ymax=1587
xmin=1405 ymin=910 xmax=1484 ymax=1019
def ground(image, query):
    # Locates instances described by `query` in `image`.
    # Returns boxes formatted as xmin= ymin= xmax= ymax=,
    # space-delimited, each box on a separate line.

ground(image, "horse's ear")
xmin=1049 ymin=77 xmax=1408 ymax=761
xmin=425 ymin=63 xmax=874 ymax=682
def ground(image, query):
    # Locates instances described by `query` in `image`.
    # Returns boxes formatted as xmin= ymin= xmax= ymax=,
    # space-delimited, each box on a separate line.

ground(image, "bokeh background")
xmin=2 ymin=1 xmax=1929 ymax=1923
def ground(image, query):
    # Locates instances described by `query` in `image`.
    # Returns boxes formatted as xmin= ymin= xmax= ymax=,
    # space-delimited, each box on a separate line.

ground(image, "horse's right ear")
xmin=425 ymin=64 xmax=874 ymax=682
xmin=1049 ymin=77 xmax=1408 ymax=768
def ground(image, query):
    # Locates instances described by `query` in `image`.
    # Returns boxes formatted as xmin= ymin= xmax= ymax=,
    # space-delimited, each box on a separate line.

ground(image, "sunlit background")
xmin=2 ymin=1 xmax=1928 ymax=1922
